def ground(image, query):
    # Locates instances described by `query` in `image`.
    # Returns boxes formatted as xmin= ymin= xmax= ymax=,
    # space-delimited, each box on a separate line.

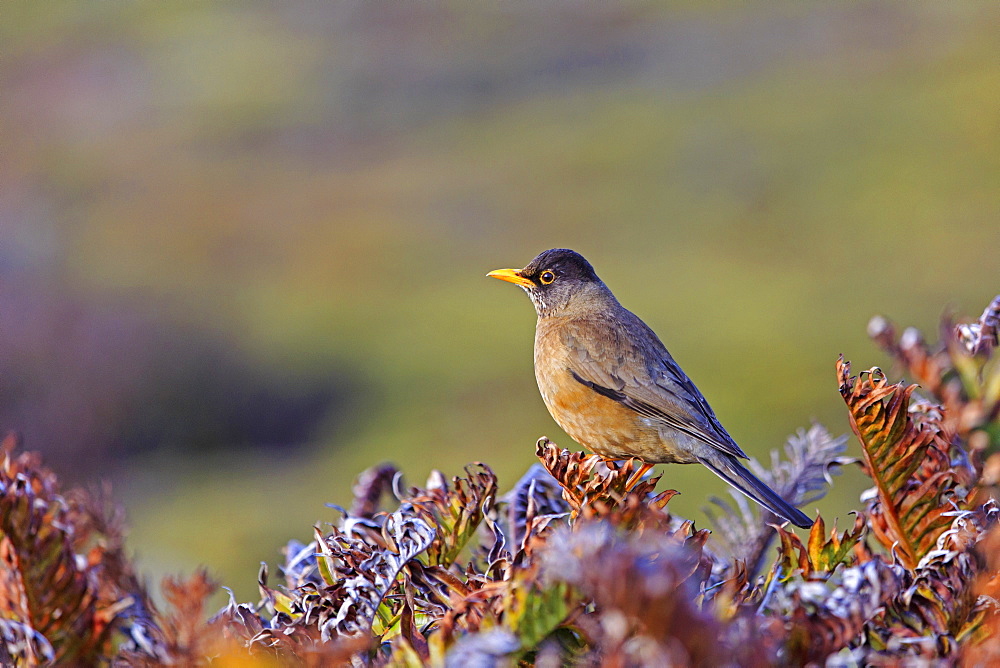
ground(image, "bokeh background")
xmin=3 ymin=2 xmax=998 ymax=601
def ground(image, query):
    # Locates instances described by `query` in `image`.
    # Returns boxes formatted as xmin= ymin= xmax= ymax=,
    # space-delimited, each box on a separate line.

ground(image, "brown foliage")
xmin=1 ymin=295 xmax=999 ymax=666
xmin=838 ymin=357 xmax=969 ymax=570
xmin=961 ymin=519 xmax=1000 ymax=666
xmin=0 ymin=433 xmax=151 ymax=667
xmin=536 ymin=438 xmax=675 ymax=518
xmin=868 ymin=295 xmax=1000 ymax=468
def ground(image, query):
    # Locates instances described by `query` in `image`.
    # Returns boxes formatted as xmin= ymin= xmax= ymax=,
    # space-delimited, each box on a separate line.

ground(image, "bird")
xmin=488 ymin=248 xmax=812 ymax=528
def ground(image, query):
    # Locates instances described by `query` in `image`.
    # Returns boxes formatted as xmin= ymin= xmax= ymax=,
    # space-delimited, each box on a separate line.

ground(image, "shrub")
xmin=1 ymin=296 xmax=998 ymax=666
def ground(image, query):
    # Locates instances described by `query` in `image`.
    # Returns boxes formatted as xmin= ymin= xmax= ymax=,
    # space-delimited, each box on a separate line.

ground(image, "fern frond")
xmin=837 ymin=357 xmax=965 ymax=570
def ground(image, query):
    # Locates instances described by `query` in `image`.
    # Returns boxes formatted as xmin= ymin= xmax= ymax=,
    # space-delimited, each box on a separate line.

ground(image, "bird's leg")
xmin=624 ymin=458 xmax=656 ymax=489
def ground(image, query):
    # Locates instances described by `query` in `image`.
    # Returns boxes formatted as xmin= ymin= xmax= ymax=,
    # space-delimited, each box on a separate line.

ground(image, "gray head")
xmin=487 ymin=248 xmax=614 ymax=317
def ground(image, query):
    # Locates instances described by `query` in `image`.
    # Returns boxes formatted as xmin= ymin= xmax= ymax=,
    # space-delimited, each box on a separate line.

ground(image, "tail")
xmin=699 ymin=455 xmax=812 ymax=528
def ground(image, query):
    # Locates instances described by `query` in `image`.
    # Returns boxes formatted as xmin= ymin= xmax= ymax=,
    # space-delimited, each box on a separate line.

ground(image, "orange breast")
xmin=540 ymin=374 xmax=644 ymax=456
xmin=532 ymin=318 xmax=694 ymax=464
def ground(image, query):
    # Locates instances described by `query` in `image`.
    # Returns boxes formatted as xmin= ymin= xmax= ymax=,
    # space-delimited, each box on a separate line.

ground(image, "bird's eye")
xmin=539 ymin=270 xmax=556 ymax=285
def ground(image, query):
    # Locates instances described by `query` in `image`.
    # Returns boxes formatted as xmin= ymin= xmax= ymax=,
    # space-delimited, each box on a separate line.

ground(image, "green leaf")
xmin=504 ymin=579 xmax=574 ymax=653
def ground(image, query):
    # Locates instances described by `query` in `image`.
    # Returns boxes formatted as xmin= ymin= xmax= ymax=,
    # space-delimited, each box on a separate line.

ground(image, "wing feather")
xmin=560 ymin=313 xmax=748 ymax=460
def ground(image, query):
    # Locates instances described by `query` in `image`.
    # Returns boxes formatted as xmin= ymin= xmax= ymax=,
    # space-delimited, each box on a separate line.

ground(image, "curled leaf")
xmin=771 ymin=514 xmax=866 ymax=581
xmin=493 ymin=463 xmax=568 ymax=554
xmin=408 ymin=464 xmax=498 ymax=567
xmin=535 ymin=438 xmax=670 ymax=518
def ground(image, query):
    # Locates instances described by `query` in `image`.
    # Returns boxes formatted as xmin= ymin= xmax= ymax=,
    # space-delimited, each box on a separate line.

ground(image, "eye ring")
xmin=539 ymin=270 xmax=556 ymax=285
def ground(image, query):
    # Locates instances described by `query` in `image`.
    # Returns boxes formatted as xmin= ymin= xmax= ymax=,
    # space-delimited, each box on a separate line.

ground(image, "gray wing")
xmin=560 ymin=313 xmax=748 ymax=460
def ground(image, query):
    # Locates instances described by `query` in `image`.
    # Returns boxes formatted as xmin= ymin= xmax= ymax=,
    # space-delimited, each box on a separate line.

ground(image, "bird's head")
xmin=488 ymin=248 xmax=614 ymax=317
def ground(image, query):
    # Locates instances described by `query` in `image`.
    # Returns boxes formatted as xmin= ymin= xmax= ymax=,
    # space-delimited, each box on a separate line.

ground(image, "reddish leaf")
xmin=837 ymin=358 xmax=964 ymax=570
xmin=535 ymin=438 xmax=673 ymax=518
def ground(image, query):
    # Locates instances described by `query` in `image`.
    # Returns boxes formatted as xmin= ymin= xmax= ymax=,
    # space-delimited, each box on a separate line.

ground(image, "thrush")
xmin=488 ymin=248 xmax=812 ymax=528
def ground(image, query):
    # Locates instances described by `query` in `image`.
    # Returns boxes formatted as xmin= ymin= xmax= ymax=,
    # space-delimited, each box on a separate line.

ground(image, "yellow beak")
xmin=487 ymin=268 xmax=535 ymax=288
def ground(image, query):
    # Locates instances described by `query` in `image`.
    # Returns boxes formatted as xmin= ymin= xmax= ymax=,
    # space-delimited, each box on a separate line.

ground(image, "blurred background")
xmin=2 ymin=2 xmax=998 ymax=601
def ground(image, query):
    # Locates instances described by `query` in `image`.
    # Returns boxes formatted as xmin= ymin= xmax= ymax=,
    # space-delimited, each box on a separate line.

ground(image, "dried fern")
xmin=706 ymin=423 xmax=849 ymax=577
xmin=540 ymin=517 xmax=741 ymax=666
xmin=0 ymin=434 xmax=150 ymax=666
xmin=407 ymin=463 xmax=497 ymax=568
xmin=838 ymin=357 xmax=968 ymax=570
xmin=492 ymin=463 xmax=568 ymax=554
xmin=3 ymin=299 xmax=1000 ymax=667
xmin=535 ymin=437 xmax=675 ymax=518
xmin=869 ymin=294 xmax=1000 ymax=456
